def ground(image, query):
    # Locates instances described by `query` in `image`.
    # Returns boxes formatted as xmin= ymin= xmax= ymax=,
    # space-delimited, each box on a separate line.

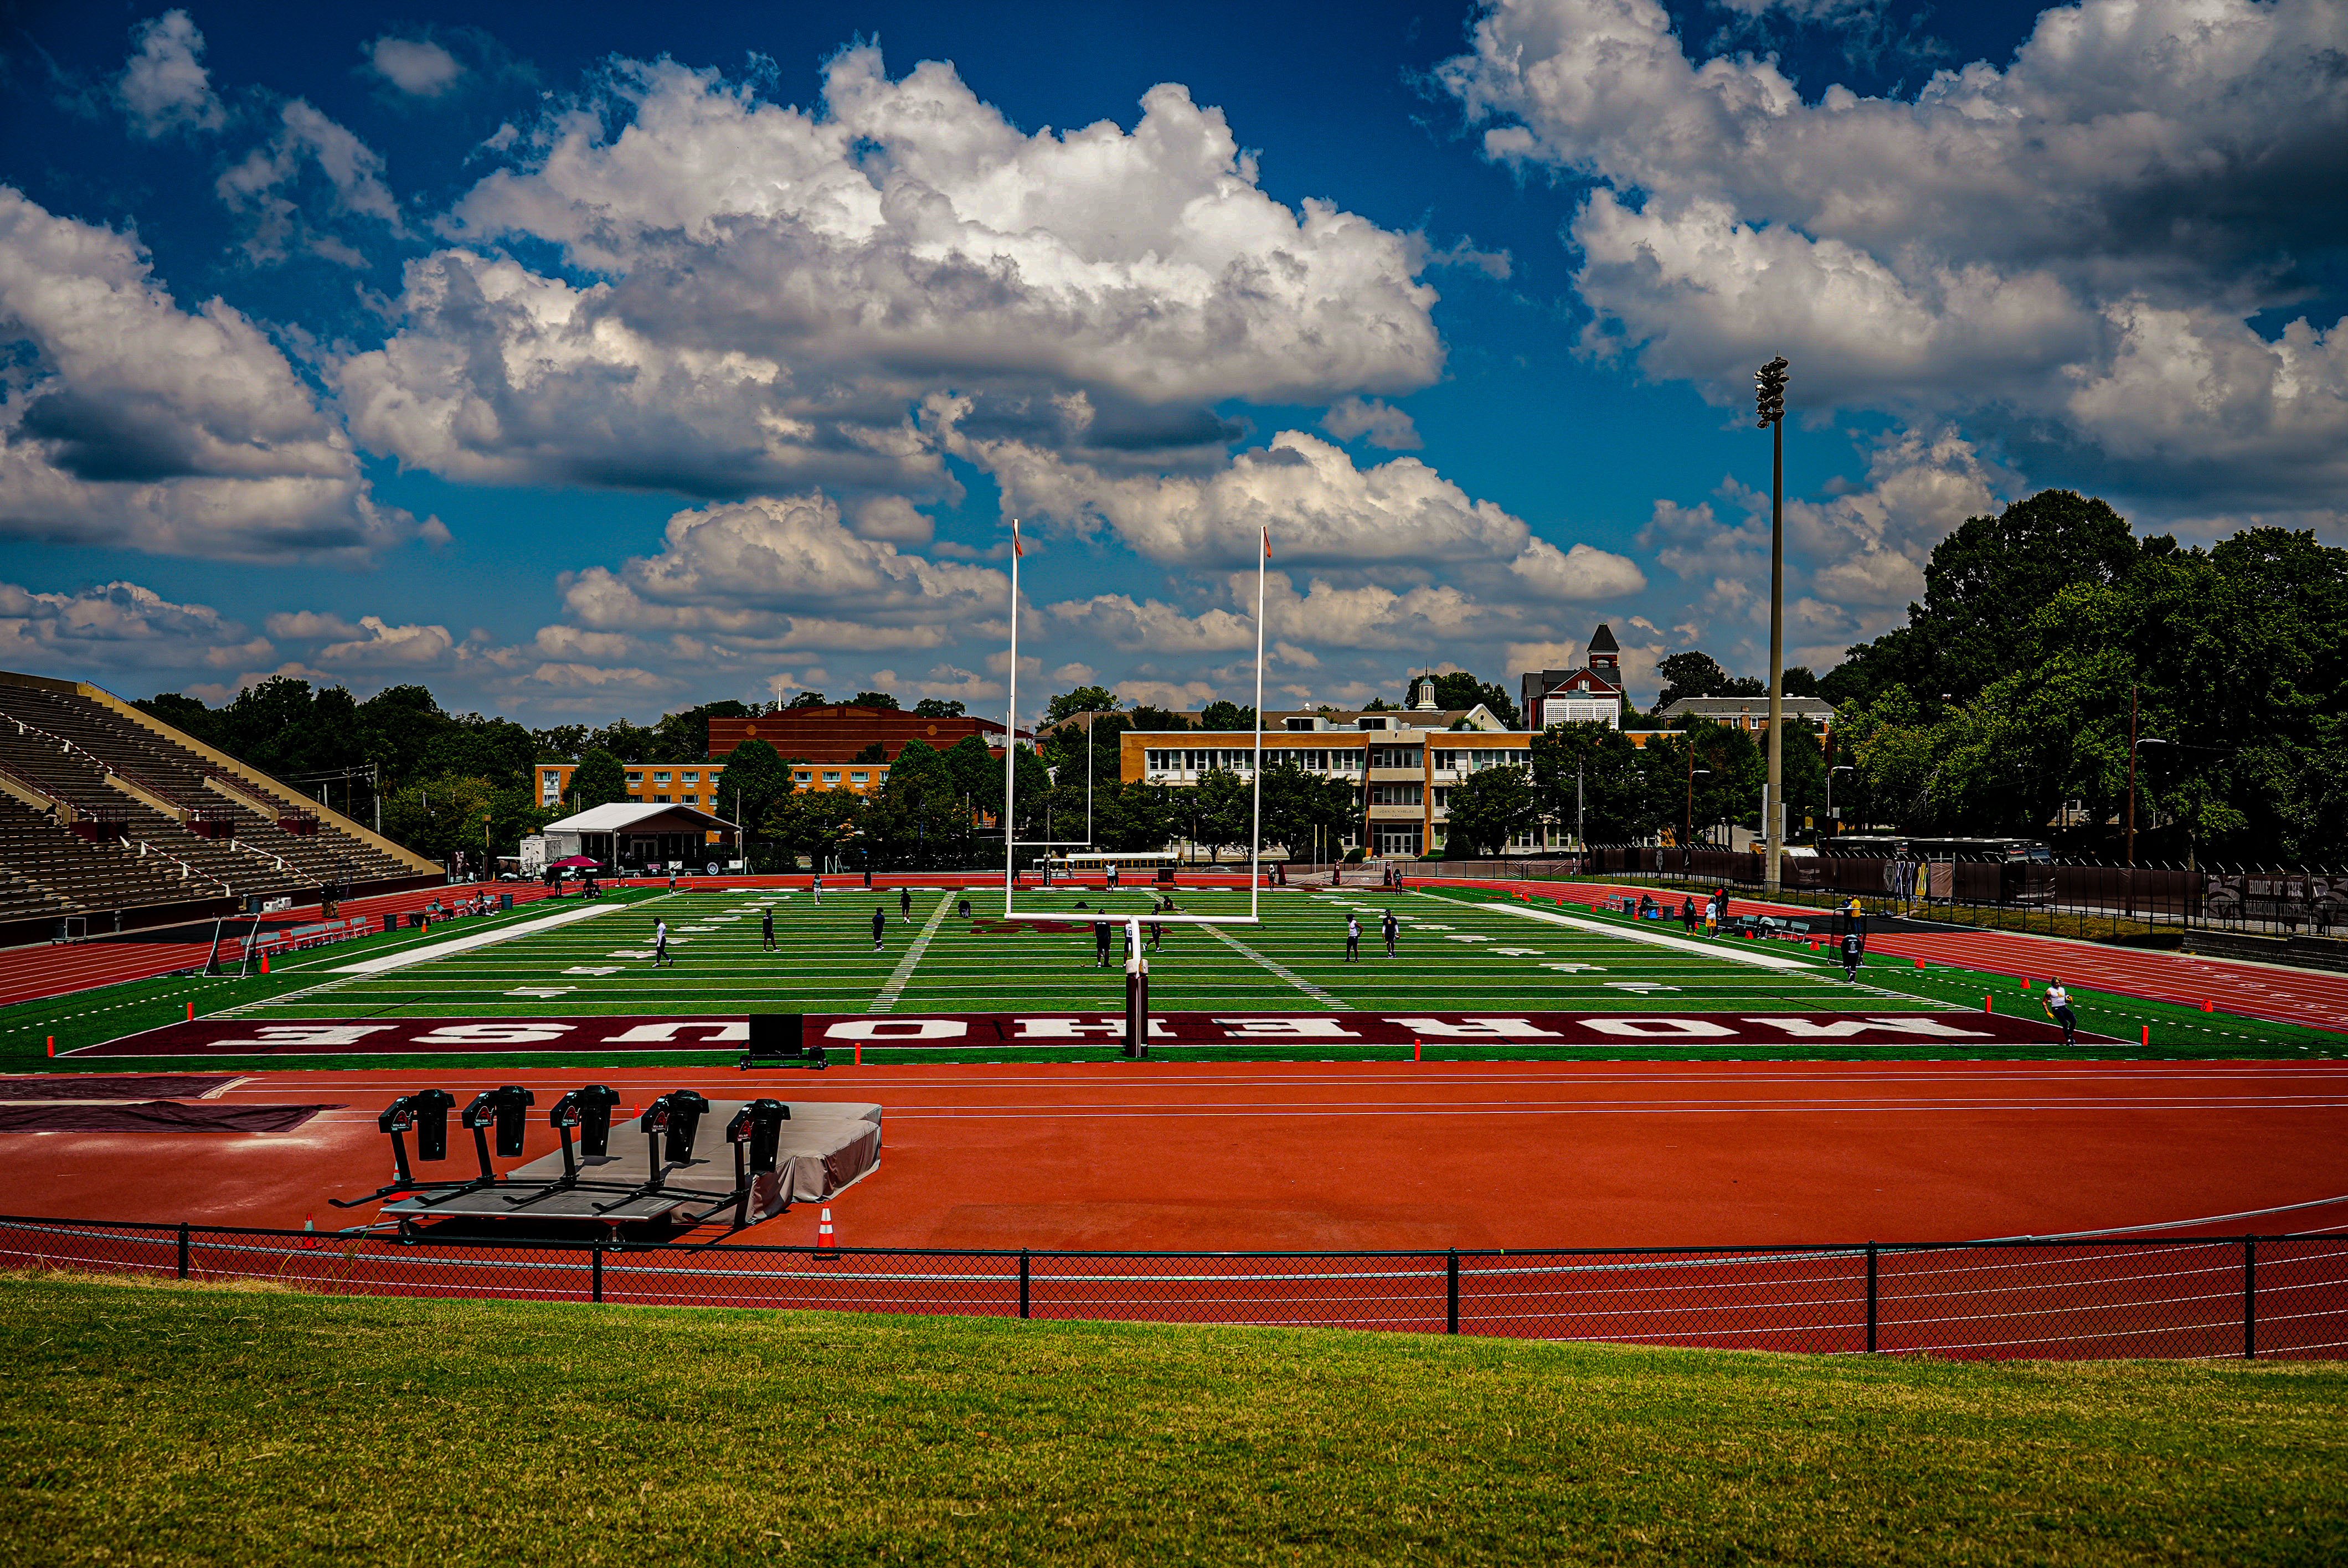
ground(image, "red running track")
xmin=1432 ymin=877 xmax=2348 ymax=1035
xmin=3 ymin=1058 xmax=2342 ymax=1356
xmin=4 ymin=1059 xmax=2342 ymax=1246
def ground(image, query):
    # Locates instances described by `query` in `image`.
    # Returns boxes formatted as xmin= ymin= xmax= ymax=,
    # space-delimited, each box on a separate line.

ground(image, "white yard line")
xmin=1206 ymin=925 xmax=1348 ymax=1010
xmin=329 ymin=899 xmax=626 ymax=974
xmin=1465 ymin=899 xmax=1817 ymax=972
xmin=869 ymin=891 xmax=958 ymax=1013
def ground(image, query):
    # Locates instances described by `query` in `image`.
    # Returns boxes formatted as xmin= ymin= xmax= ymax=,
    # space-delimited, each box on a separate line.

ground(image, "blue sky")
xmin=1 ymin=0 xmax=2341 ymax=722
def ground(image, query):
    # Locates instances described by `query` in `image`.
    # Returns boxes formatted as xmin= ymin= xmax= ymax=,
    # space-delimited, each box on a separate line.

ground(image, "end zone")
xmin=75 ymin=1009 xmax=2110 ymax=1056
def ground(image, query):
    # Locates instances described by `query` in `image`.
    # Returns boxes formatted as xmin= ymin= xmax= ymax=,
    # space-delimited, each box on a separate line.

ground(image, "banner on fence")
xmin=78 ymin=1008 xmax=2103 ymax=1056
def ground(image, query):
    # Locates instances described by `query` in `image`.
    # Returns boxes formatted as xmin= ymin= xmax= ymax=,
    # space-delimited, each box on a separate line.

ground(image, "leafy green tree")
xmin=1441 ymin=765 xmax=1538 ymax=857
xmin=1192 ymin=767 xmax=1253 ymax=859
xmin=713 ymin=739 xmax=795 ymax=843
xmin=1125 ymin=705 xmax=1192 ymax=733
xmin=943 ymin=735 xmax=1001 ymax=822
xmin=851 ymin=741 xmax=889 ymax=764
xmin=568 ymin=749 xmax=629 ymax=811
xmin=1197 ymin=700 xmax=1257 ymax=731
xmin=648 ymin=700 xmax=751 ymax=762
xmin=1822 ymin=490 xmax=2146 ymax=713
xmin=1044 ymin=685 xmax=1119 ymax=724
xmin=585 ymin=718 xmax=658 ymax=760
xmin=786 ymin=691 xmax=828 ymax=709
xmin=1259 ymin=760 xmax=1358 ymax=859
xmin=1531 ymin=723 xmax=1649 ymax=843
xmin=1090 ymin=778 xmax=1173 ymax=853
xmin=764 ymin=788 xmax=866 ymax=872
xmin=426 ymin=715 xmax=535 ymax=791
xmin=531 ymin=724 xmax=590 ymax=760
xmin=913 ymin=698 xmax=966 ymax=718
xmin=1639 ymin=723 xmax=1763 ymax=848
xmin=134 ymin=692 xmax=220 ymax=747
xmin=1654 ymin=652 xmax=1762 ymax=709
xmin=865 ymin=740 xmax=971 ymax=868
xmin=850 ymin=690 xmax=900 ymax=710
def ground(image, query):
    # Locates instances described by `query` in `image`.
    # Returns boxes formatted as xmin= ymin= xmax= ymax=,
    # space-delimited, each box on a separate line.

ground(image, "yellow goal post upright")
xmin=1001 ymin=518 xmax=1271 ymax=1056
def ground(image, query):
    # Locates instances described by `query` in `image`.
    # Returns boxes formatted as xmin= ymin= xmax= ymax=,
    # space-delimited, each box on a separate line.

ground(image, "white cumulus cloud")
xmin=116 ymin=10 xmax=226 ymax=138
xmin=367 ymin=37 xmax=464 ymax=97
xmin=0 ymin=187 xmax=426 ymax=561
xmin=336 ymin=46 xmax=1441 ymax=497
xmin=1441 ymin=0 xmax=2348 ymax=506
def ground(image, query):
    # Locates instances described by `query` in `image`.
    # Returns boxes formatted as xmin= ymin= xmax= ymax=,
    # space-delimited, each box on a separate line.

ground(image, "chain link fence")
xmin=3 ymin=1216 xmax=2340 ymax=1359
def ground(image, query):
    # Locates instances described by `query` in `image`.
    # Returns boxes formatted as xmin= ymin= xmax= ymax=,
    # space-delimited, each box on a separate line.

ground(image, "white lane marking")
xmin=329 ymin=899 xmax=624 ymax=973
xmin=869 ymin=890 xmax=958 ymax=1013
xmin=1474 ymin=901 xmax=1815 ymax=970
xmin=1205 ymin=926 xmax=1347 ymax=1010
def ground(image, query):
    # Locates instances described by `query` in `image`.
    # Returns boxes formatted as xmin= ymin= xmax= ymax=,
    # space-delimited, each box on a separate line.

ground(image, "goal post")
xmin=1001 ymin=518 xmax=1269 ymax=930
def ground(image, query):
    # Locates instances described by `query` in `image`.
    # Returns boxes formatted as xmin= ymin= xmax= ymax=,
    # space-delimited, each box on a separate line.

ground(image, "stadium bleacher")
xmin=0 ymin=670 xmax=441 ymax=943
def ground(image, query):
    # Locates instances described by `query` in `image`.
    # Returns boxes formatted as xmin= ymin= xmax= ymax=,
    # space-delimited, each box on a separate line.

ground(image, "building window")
xmin=1369 ymin=746 xmax=1424 ymax=770
xmin=851 ymin=772 xmax=868 ymax=784
xmin=1368 ymin=783 xmax=1423 ymax=806
xmin=682 ymin=771 xmax=699 ymax=784
xmin=654 ymin=772 xmax=672 ymax=785
xmin=822 ymin=771 xmax=841 ymax=784
xmin=656 ymin=794 xmax=670 ymax=803
xmin=794 ymin=771 xmax=812 ymax=785
xmin=626 ymin=773 xmax=642 ymax=786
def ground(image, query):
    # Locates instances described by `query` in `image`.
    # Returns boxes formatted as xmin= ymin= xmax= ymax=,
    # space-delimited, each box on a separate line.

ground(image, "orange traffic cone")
xmin=2201 ymin=999 xmax=2214 ymax=1013
xmin=260 ymin=954 xmax=269 ymax=974
xmin=301 ymin=1213 xmax=318 ymax=1251
xmin=814 ymin=1207 xmax=838 ymax=1260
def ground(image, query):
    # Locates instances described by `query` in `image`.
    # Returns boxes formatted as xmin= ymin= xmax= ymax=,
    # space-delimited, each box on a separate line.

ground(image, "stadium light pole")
xmin=1755 ymin=354 xmax=1790 ymax=896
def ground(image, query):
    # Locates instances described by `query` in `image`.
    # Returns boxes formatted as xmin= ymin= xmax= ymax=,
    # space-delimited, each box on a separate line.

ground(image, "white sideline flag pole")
xmin=1251 ymin=525 xmax=1268 ymax=918
xmin=1003 ymin=518 xmax=1021 ymax=910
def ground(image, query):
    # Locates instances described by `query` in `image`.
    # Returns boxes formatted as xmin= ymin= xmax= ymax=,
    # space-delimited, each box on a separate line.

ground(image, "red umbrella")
xmin=548 ymin=855 xmax=603 ymax=869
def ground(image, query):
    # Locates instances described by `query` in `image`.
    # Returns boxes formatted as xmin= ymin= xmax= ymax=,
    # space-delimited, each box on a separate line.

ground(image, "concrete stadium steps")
xmin=0 ymin=684 xmax=414 ymax=891
xmin=0 ymin=797 xmax=198 ymax=911
xmin=0 ymin=723 xmax=305 ymax=900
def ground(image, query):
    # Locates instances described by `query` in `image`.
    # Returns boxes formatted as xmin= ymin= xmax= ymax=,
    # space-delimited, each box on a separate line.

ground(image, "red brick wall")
xmin=708 ymin=708 xmax=1009 ymax=763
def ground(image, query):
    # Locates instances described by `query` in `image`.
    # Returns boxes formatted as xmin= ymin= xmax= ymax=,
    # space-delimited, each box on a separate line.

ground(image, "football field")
xmin=204 ymin=884 xmax=1940 ymax=1023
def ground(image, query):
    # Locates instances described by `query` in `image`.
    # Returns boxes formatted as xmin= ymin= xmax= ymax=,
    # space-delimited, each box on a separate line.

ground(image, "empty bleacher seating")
xmin=0 ymin=672 xmax=440 ymax=940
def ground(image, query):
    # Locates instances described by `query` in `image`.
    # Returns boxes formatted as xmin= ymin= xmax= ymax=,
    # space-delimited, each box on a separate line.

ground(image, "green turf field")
xmin=3 ymin=1274 xmax=2340 ymax=1566
xmin=3 ymin=883 xmax=2337 ymax=1072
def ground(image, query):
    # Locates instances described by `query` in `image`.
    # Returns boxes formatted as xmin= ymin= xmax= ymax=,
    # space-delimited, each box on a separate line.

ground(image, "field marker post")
xmin=591 ymin=1241 xmax=604 ymax=1304
xmin=2243 ymin=1236 xmax=2257 ymax=1360
xmin=1445 ymin=1249 xmax=1460 ymax=1334
xmin=1019 ymin=1249 xmax=1032 ymax=1319
xmin=1865 ymin=1242 xmax=1880 ymax=1353
xmin=45 ymin=1036 xmax=54 ymax=1058
xmin=2141 ymin=1025 xmax=2151 ymax=1047
xmin=176 ymin=1223 xmax=189 ymax=1281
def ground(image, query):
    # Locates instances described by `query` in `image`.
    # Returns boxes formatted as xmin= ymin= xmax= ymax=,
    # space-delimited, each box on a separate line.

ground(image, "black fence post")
xmin=176 ymin=1222 xmax=189 ymax=1281
xmin=591 ymin=1241 xmax=604 ymax=1304
xmin=1866 ymin=1242 xmax=1880 ymax=1354
xmin=2243 ymin=1236 xmax=2257 ymax=1361
xmin=1019 ymin=1249 xmax=1032 ymax=1320
xmin=1446 ymin=1249 xmax=1460 ymax=1334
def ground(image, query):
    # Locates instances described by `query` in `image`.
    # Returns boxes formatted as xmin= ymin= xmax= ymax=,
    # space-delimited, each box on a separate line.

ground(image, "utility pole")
xmin=1756 ymin=354 xmax=1790 ymax=895
xmin=2125 ymin=684 xmax=2138 ymax=869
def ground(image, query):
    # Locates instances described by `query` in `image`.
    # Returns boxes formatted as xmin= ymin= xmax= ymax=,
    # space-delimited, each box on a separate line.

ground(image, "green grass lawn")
xmin=3 ymin=885 xmax=2335 ymax=1075
xmin=2 ymin=1273 xmax=2340 ymax=1566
